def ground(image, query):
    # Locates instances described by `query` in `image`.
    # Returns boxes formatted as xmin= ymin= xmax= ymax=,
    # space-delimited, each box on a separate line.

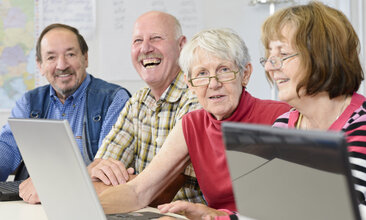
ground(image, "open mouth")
xmin=276 ymin=78 xmax=289 ymax=84
xmin=55 ymin=69 xmax=73 ymax=78
xmin=141 ymin=58 xmax=161 ymax=68
xmin=57 ymin=73 xmax=72 ymax=78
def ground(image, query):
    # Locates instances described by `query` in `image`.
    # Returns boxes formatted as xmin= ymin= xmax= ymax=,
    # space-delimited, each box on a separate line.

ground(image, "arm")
xmin=345 ymin=114 xmax=366 ymax=203
xmin=98 ymin=120 xmax=190 ymax=214
xmin=90 ymin=98 xmax=136 ymax=185
xmin=0 ymin=94 xmax=30 ymax=181
xmin=97 ymin=89 xmax=131 ymax=147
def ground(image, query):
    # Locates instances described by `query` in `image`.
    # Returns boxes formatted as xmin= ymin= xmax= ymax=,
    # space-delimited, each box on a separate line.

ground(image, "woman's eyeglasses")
xmin=260 ymin=53 xmax=298 ymax=70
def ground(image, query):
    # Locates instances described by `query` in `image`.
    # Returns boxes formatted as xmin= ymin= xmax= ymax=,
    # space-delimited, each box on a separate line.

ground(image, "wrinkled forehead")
xmin=191 ymin=47 xmax=236 ymax=69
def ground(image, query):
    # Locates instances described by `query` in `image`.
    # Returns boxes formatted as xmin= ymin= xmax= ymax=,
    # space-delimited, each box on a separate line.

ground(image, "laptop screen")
xmin=222 ymin=122 xmax=361 ymax=220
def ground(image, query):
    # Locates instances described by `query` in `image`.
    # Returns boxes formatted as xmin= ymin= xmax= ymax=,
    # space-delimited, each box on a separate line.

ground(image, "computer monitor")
xmin=222 ymin=122 xmax=361 ymax=220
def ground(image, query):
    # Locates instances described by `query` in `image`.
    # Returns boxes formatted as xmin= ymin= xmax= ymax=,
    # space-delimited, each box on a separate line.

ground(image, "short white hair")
xmin=179 ymin=28 xmax=251 ymax=78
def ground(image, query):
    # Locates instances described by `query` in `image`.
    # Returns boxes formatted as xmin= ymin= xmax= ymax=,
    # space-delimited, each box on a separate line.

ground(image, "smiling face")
xmin=186 ymin=48 xmax=251 ymax=120
xmin=264 ymin=26 xmax=303 ymax=105
xmin=37 ymin=28 xmax=88 ymax=102
xmin=131 ymin=11 xmax=186 ymax=98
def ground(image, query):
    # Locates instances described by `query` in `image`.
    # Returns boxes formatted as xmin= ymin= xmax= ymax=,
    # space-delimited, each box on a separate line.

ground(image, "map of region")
xmin=0 ymin=0 xmax=35 ymax=109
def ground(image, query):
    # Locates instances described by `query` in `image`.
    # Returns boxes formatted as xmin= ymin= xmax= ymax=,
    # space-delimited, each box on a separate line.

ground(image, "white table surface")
xmin=0 ymin=201 xmax=186 ymax=220
xmin=1 ymin=200 xmax=366 ymax=220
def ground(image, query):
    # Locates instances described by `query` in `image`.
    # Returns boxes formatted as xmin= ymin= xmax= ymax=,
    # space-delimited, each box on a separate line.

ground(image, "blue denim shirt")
xmin=0 ymin=74 xmax=130 ymax=181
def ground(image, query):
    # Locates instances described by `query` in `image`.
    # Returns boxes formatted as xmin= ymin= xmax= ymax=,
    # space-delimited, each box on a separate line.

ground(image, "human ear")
xmin=241 ymin=63 xmax=253 ymax=87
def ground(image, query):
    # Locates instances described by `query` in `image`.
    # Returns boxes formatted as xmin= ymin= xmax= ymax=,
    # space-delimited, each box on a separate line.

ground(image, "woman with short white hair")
xmin=98 ymin=28 xmax=290 ymax=219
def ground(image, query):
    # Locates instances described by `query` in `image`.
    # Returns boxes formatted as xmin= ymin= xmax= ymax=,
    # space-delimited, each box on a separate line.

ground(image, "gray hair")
xmin=179 ymin=28 xmax=251 ymax=78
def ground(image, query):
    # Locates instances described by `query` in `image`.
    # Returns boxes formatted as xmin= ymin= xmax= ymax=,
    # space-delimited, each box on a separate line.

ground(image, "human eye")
xmin=195 ymin=71 xmax=208 ymax=78
xmin=280 ymin=52 xmax=289 ymax=57
xmin=150 ymin=35 xmax=163 ymax=41
xmin=46 ymin=56 xmax=55 ymax=61
xmin=133 ymin=38 xmax=143 ymax=44
xmin=218 ymin=67 xmax=232 ymax=74
xmin=66 ymin=52 xmax=75 ymax=57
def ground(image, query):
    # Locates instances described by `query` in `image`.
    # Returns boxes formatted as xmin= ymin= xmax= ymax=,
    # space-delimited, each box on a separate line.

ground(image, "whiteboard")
xmin=97 ymin=0 xmax=204 ymax=81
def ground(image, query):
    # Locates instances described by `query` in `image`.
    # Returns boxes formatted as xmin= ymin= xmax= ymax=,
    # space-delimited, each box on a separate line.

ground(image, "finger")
xmin=158 ymin=201 xmax=186 ymax=214
xmin=92 ymin=168 xmax=112 ymax=185
xmin=99 ymin=164 xmax=123 ymax=185
xmin=28 ymin=193 xmax=41 ymax=204
xmin=127 ymin=167 xmax=135 ymax=175
xmin=19 ymin=178 xmax=32 ymax=200
xmin=19 ymin=178 xmax=31 ymax=191
xmin=157 ymin=204 xmax=172 ymax=213
xmin=109 ymin=159 xmax=130 ymax=184
xmin=202 ymin=215 xmax=213 ymax=220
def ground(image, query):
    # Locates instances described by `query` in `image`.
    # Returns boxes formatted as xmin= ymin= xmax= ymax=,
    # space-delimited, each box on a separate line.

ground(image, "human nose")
xmin=140 ymin=40 xmax=153 ymax=54
xmin=264 ymin=57 xmax=279 ymax=72
xmin=264 ymin=60 xmax=273 ymax=72
xmin=56 ymin=56 xmax=69 ymax=70
xmin=208 ymin=76 xmax=221 ymax=89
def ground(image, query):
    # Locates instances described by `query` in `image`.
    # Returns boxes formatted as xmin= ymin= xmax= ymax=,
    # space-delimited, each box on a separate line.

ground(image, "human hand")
xmin=19 ymin=177 xmax=41 ymax=204
xmin=158 ymin=201 xmax=228 ymax=220
xmin=88 ymin=158 xmax=135 ymax=186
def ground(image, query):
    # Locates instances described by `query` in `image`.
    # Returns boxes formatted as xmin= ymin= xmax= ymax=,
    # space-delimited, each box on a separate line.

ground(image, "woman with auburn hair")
xmin=261 ymin=1 xmax=366 ymax=203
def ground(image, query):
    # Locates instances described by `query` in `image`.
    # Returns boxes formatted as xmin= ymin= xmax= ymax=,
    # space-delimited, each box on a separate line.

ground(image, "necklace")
xmin=296 ymin=95 xmax=348 ymax=130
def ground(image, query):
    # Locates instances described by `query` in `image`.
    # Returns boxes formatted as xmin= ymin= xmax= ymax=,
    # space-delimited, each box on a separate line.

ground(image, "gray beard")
xmin=54 ymin=78 xmax=80 ymax=99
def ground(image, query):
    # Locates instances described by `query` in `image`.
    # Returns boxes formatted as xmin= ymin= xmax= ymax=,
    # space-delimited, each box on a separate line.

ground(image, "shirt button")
xmin=62 ymin=113 xmax=66 ymax=117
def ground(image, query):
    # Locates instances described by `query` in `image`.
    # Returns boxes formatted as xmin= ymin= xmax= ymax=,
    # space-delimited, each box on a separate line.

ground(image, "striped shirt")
xmin=96 ymin=71 xmax=205 ymax=203
xmin=273 ymin=92 xmax=366 ymax=203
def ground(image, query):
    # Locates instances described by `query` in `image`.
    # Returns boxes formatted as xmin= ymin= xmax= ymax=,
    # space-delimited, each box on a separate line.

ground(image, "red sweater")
xmin=182 ymin=90 xmax=291 ymax=211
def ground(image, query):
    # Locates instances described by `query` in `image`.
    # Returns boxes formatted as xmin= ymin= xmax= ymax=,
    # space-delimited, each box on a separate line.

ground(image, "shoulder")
xmin=88 ymin=75 xmax=130 ymax=96
xmin=179 ymin=89 xmax=200 ymax=107
xmin=23 ymin=84 xmax=51 ymax=108
xmin=250 ymin=96 xmax=292 ymax=123
xmin=343 ymin=100 xmax=366 ymax=130
xmin=254 ymin=98 xmax=291 ymax=112
xmin=182 ymin=109 xmax=206 ymax=132
xmin=272 ymin=111 xmax=293 ymax=128
xmin=128 ymin=86 xmax=150 ymax=104
xmin=24 ymin=84 xmax=50 ymax=97
xmin=183 ymin=108 xmax=206 ymax=121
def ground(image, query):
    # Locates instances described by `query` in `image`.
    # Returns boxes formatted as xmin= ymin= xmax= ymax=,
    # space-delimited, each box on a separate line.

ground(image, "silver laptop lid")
xmin=222 ymin=122 xmax=360 ymax=220
xmin=8 ymin=118 xmax=107 ymax=220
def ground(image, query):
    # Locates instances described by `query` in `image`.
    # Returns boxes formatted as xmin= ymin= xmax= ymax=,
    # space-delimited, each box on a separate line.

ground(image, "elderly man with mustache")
xmin=0 ymin=23 xmax=131 ymax=204
xmin=87 ymin=11 xmax=205 ymax=205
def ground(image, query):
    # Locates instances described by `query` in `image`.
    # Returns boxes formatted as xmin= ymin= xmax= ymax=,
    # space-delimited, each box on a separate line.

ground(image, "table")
xmin=0 ymin=201 xmax=186 ymax=220
xmin=2 ymin=200 xmax=366 ymax=220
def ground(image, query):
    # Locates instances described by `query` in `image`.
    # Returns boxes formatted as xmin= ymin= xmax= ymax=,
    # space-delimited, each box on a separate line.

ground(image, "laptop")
xmin=222 ymin=122 xmax=361 ymax=220
xmin=0 ymin=180 xmax=22 ymax=201
xmin=8 ymin=118 xmax=181 ymax=220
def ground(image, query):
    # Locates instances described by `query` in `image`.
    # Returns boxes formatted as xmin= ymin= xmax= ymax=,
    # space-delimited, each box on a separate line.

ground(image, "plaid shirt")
xmin=96 ymin=71 xmax=205 ymax=203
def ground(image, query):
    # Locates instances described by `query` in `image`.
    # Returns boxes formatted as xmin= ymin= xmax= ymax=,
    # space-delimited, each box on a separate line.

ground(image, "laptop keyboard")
xmin=0 ymin=180 xmax=22 ymax=201
xmin=107 ymin=211 xmax=176 ymax=220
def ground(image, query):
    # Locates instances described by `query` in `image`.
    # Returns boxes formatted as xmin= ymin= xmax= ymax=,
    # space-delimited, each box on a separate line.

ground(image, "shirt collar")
xmin=49 ymin=73 xmax=91 ymax=102
xmin=144 ymin=70 xmax=188 ymax=105
xmin=159 ymin=71 xmax=187 ymax=103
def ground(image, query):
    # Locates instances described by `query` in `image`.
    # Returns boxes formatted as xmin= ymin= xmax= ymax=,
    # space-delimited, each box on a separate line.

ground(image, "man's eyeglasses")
xmin=260 ymin=53 xmax=298 ymax=70
xmin=189 ymin=71 xmax=239 ymax=87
